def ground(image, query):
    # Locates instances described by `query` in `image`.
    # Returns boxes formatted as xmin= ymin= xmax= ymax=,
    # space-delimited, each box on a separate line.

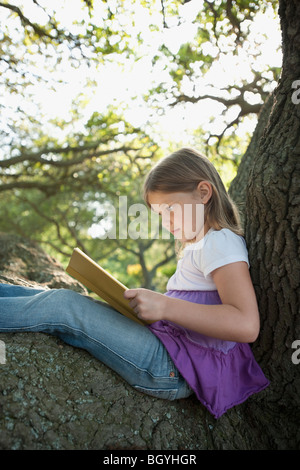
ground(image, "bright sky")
xmin=3 ymin=0 xmax=282 ymax=149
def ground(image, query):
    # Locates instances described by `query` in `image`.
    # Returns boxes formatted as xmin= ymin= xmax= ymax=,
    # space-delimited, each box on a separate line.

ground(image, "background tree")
xmin=0 ymin=0 xmax=179 ymax=288
xmin=0 ymin=107 xmax=175 ymax=289
xmin=147 ymin=0 xmax=280 ymax=166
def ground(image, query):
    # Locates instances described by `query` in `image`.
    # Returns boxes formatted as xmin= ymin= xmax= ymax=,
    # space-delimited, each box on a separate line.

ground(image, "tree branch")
xmin=17 ymin=195 xmax=72 ymax=250
xmin=169 ymin=91 xmax=262 ymax=115
xmin=0 ymin=144 xmax=140 ymax=169
xmin=150 ymin=244 xmax=175 ymax=277
xmin=0 ymin=2 xmax=54 ymax=39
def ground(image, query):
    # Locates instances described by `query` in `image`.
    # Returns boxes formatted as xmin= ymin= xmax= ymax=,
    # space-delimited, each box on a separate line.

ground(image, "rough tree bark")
xmin=229 ymin=93 xmax=274 ymax=222
xmin=230 ymin=0 xmax=300 ymax=449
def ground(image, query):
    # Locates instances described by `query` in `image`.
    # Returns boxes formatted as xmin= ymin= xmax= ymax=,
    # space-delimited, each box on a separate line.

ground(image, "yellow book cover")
xmin=66 ymin=247 xmax=151 ymax=326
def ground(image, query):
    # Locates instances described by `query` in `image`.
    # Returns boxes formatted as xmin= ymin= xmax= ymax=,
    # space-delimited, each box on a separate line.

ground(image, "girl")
xmin=0 ymin=148 xmax=269 ymax=419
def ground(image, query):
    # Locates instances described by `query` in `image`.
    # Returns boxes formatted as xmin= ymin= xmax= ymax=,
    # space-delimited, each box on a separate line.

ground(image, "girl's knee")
xmin=41 ymin=288 xmax=84 ymax=309
xmin=55 ymin=288 xmax=81 ymax=300
xmin=38 ymin=288 xmax=90 ymax=328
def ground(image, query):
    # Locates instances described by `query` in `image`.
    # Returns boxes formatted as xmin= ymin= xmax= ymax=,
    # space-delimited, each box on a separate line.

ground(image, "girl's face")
xmin=148 ymin=186 xmax=211 ymax=242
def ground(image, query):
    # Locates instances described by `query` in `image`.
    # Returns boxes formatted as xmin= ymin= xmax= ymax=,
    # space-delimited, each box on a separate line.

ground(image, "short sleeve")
xmin=194 ymin=229 xmax=249 ymax=278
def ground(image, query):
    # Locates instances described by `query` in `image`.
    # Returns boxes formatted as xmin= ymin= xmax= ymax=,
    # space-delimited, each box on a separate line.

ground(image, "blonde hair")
xmin=143 ymin=148 xmax=243 ymax=238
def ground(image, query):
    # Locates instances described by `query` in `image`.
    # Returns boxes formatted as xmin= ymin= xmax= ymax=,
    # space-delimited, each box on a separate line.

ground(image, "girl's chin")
xmin=171 ymin=229 xmax=181 ymax=236
xmin=173 ymin=230 xmax=205 ymax=243
xmin=173 ymin=232 xmax=191 ymax=242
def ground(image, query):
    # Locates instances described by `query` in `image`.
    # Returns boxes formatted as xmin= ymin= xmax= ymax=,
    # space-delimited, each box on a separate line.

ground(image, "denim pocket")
xmin=132 ymin=384 xmax=178 ymax=400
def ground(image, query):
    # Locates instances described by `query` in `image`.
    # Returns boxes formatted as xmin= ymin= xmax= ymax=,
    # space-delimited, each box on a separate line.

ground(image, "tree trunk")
xmin=229 ymin=0 xmax=300 ymax=449
xmin=229 ymin=93 xmax=274 ymax=223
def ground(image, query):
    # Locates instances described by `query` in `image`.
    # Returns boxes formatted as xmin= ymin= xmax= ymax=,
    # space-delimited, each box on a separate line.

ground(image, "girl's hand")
xmin=123 ymin=288 xmax=167 ymax=323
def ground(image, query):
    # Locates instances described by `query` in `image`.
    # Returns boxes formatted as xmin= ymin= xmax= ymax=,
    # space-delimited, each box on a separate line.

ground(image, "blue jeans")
xmin=0 ymin=284 xmax=192 ymax=400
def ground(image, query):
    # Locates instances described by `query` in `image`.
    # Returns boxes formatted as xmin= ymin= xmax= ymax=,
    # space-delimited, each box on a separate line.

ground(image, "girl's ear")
xmin=196 ymin=181 xmax=212 ymax=204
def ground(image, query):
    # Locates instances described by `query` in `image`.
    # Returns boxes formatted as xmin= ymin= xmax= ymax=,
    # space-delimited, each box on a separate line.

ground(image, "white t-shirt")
xmin=166 ymin=228 xmax=249 ymax=291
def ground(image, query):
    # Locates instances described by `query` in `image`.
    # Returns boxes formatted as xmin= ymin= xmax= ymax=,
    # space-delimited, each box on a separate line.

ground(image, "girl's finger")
xmin=124 ymin=289 xmax=137 ymax=299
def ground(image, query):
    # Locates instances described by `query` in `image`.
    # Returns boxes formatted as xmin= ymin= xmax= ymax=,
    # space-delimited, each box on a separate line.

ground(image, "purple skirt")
xmin=148 ymin=290 xmax=269 ymax=419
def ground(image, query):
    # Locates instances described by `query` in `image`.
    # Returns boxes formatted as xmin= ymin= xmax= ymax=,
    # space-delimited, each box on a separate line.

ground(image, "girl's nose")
xmin=161 ymin=213 xmax=173 ymax=231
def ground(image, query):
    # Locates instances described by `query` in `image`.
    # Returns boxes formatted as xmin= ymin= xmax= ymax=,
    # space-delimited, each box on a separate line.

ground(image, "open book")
xmin=66 ymin=247 xmax=151 ymax=326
